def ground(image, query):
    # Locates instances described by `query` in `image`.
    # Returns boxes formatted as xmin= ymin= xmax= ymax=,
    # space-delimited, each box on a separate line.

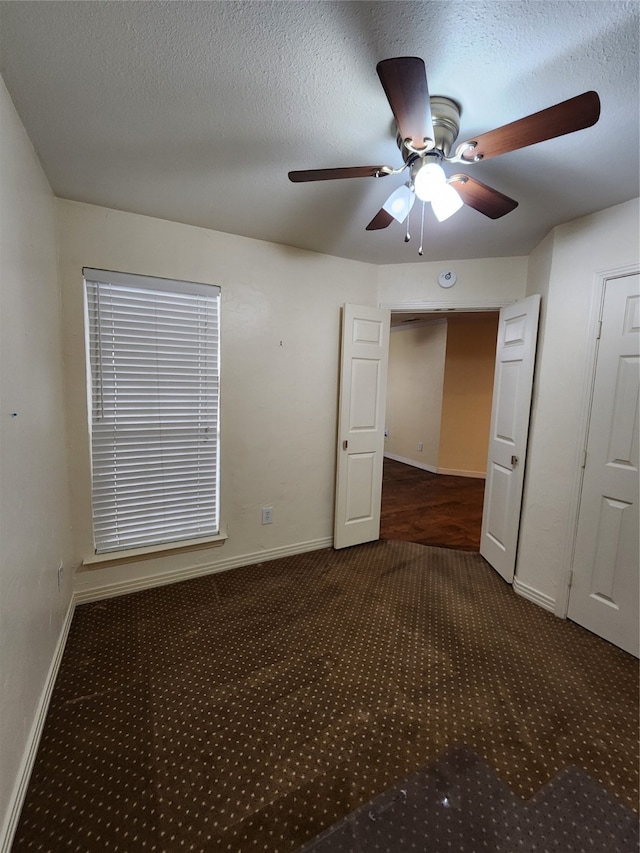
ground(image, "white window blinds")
xmin=84 ymin=269 xmax=220 ymax=554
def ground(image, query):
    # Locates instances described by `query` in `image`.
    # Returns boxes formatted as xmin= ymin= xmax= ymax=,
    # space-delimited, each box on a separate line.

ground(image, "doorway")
xmin=382 ymin=310 xmax=499 ymax=550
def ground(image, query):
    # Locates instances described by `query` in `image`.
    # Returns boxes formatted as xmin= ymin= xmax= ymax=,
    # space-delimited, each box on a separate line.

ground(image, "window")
xmin=84 ymin=268 xmax=220 ymax=554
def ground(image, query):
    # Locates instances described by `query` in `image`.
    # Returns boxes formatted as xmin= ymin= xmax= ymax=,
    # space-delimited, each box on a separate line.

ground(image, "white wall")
xmin=516 ymin=198 xmax=640 ymax=605
xmin=0 ymin=77 xmax=72 ymax=846
xmin=385 ymin=314 xmax=499 ymax=478
xmin=56 ymin=200 xmax=378 ymax=598
xmin=377 ymin=256 xmax=528 ymax=308
xmin=385 ymin=321 xmax=447 ymax=468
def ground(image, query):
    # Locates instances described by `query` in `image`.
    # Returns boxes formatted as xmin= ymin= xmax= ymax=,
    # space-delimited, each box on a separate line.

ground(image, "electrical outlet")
xmin=417 ymin=442 xmax=423 ymax=452
xmin=57 ymin=562 xmax=64 ymax=591
xmin=262 ymin=506 xmax=273 ymax=525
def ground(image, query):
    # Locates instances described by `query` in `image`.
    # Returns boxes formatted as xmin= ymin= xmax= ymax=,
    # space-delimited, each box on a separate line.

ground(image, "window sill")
xmin=82 ymin=525 xmax=228 ymax=569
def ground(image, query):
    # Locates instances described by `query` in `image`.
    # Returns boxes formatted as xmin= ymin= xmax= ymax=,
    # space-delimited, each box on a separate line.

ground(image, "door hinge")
xmin=581 ymin=449 xmax=587 ymax=468
xmin=567 ymin=570 xmax=573 ymax=588
xmin=596 ymin=320 xmax=602 ymax=340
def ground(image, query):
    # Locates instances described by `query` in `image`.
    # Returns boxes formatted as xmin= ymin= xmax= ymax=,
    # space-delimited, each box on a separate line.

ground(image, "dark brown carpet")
xmin=13 ymin=540 xmax=639 ymax=852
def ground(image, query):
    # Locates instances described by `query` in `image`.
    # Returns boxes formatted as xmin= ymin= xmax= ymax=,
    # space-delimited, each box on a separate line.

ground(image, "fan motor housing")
xmin=396 ymin=96 xmax=461 ymax=160
xmin=430 ymin=96 xmax=461 ymax=156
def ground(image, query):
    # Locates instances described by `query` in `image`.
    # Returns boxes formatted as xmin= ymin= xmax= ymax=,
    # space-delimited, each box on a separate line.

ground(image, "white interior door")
xmin=567 ymin=272 xmax=639 ymax=657
xmin=480 ymin=295 xmax=541 ymax=582
xmin=334 ymin=304 xmax=390 ymax=549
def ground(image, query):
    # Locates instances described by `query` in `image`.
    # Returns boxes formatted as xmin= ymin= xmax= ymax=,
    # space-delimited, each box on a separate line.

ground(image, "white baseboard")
xmin=384 ymin=454 xmax=486 ymax=480
xmin=1 ymin=597 xmax=76 ymax=853
xmin=384 ymin=452 xmax=438 ymax=474
xmin=1 ymin=539 xmax=553 ymax=853
xmin=513 ymin=576 xmax=556 ymax=613
xmin=2 ymin=536 xmax=335 ymax=849
xmin=437 ymin=467 xmax=486 ymax=480
xmin=74 ymin=536 xmax=334 ymax=604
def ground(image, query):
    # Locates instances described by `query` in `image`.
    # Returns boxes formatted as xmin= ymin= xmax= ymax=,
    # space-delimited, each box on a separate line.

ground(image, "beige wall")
xmin=56 ymin=200 xmax=378 ymax=598
xmin=385 ymin=321 xmax=447 ymax=468
xmin=438 ymin=314 xmax=499 ymax=476
xmin=377 ymin=256 xmax=528 ymax=308
xmin=516 ymin=198 xmax=640 ymax=606
xmin=0 ymin=77 xmax=72 ymax=842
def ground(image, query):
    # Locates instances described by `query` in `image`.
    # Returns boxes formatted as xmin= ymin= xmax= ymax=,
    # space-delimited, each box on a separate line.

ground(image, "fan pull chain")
xmin=404 ymin=208 xmax=411 ymax=242
xmin=418 ymin=201 xmax=426 ymax=256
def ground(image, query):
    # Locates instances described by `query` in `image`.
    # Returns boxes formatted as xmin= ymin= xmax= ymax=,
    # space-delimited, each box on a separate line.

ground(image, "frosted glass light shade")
xmin=414 ymin=162 xmax=446 ymax=202
xmin=382 ymin=184 xmax=415 ymax=223
xmin=431 ymin=182 xmax=464 ymax=222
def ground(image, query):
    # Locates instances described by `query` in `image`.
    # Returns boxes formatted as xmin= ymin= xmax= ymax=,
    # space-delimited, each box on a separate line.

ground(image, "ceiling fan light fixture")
xmin=431 ymin=182 xmax=464 ymax=222
xmin=382 ymin=183 xmax=415 ymax=223
xmin=413 ymin=161 xmax=446 ymax=202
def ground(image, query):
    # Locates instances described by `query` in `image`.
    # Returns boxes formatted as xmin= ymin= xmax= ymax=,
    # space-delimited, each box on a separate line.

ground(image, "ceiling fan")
xmin=288 ymin=57 xmax=600 ymax=253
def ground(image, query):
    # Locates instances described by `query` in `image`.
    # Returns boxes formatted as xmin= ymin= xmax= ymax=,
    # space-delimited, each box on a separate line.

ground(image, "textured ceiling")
xmin=0 ymin=1 xmax=638 ymax=265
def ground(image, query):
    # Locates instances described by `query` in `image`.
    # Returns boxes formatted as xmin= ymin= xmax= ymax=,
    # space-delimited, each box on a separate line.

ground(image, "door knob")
xmin=511 ymin=455 xmax=519 ymax=467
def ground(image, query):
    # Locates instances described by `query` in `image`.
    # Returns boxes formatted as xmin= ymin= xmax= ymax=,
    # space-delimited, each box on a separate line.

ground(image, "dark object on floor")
xmin=297 ymin=744 xmax=639 ymax=852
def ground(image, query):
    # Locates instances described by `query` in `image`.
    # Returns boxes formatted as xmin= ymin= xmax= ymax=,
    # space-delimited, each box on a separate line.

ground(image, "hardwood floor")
xmin=380 ymin=458 xmax=485 ymax=551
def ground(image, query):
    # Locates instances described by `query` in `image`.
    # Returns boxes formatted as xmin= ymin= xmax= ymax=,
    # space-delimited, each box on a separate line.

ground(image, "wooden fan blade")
xmin=366 ymin=208 xmax=394 ymax=231
xmin=376 ymin=57 xmax=434 ymax=150
xmin=459 ymin=91 xmax=600 ymax=162
xmin=449 ymin=175 xmax=518 ymax=219
xmin=288 ymin=166 xmax=390 ymax=182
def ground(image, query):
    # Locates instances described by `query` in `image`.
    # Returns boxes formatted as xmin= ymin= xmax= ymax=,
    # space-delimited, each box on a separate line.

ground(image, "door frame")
xmin=379 ymin=297 xmax=511 ymax=546
xmin=557 ymin=262 xmax=640 ymax=618
xmin=381 ymin=299 xmax=512 ymax=315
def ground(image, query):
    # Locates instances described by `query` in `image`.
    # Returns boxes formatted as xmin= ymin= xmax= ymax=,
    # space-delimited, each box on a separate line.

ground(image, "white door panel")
xmin=480 ymin=295 xmax=541 ymax=582
xmin=345 ymin=453 xmax=376 ymax=523
xmin=334 ymin=304 xmax=390 ymax=549
xmin=495 ymin=359 xmax=520 ymax=444
xmin=484 ymin=462 xmax=512 ymax=553
xmin=568 ymin=273 xmax=639 ymax=656
xmin=350 ymin=359 xmax=381 ymax=428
